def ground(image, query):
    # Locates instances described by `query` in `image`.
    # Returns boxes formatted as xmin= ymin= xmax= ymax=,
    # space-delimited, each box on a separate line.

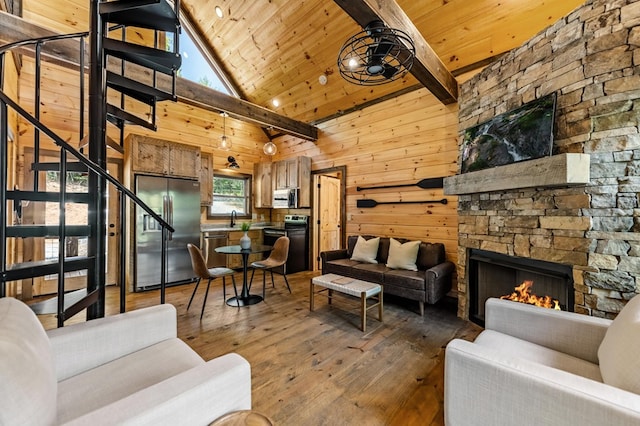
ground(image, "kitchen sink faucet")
xmin=230 ymin=210 xmax=237 ymax=228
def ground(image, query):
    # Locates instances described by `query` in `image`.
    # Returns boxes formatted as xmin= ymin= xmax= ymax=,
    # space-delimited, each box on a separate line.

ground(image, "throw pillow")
xmin=350 ymin=236 xmax=380 ymax=264
xmin=386 ymin=238 xmax=421 ymax=271
xmin=598 ymin=294 xmax=640 ymax=394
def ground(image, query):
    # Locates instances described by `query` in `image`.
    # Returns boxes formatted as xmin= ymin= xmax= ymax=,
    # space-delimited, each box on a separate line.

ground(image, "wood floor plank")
xmin=33 ymin=271 xmax=482 ymax=424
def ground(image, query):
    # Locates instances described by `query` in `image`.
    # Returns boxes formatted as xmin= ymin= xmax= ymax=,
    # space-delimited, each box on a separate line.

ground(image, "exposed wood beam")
xmin=0 ymin=11 xmax=318 ymax=141
xmin=333 ymin=0 xmax=458 ymax=105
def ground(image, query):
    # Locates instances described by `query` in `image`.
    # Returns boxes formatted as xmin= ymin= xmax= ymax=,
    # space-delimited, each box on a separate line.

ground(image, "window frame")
xmin=207 ymin=171 xmax=253 ymax=219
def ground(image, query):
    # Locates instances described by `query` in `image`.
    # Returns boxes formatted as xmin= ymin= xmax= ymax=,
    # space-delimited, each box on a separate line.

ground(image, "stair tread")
xmin=100 ymin=0 xmax=179 ymax=33
xmin=31 ymin=162 xmax=89 ymax=172
xmin=106 ymin=103 xmax=156 ymax=130
xmin=106 ymin=71 xmax=174 ymax=105
xmin=7 ymin=190 xmax=90 ymax=203
xmin=7 ymin=224 xmax=92 ymax=238
xmin=5 ymin=256 xmax=94 ymax=281
xmin=29 ymin=288 xmax=88 ymax=315
xmin=103 ymin=38 xmax=180 ymax=76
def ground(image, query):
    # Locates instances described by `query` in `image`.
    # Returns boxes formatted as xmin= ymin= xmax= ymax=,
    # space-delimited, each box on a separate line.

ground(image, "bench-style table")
xmin=310 ymin=273 xmax=383 ymax=332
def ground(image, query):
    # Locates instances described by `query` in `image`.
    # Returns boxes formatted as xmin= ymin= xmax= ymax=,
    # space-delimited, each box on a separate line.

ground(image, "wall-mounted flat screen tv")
xmin=460 ymin=92 xmax=556 ymax=173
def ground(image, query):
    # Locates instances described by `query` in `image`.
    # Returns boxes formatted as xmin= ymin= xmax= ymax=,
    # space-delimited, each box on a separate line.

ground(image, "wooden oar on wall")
xmin=356 ymin=177 xmax=444 ymax=191
xmin=356 ymin=198 xmax=448 ymax=208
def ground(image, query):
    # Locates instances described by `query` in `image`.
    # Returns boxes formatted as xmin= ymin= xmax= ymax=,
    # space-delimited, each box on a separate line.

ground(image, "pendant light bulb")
xmin=263 ymin=141 xmax=277 ymax=155
xmin=219 ymin=112 xmax=232 ymax=151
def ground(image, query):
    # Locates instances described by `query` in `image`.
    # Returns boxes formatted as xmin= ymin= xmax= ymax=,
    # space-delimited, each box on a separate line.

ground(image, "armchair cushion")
xmin=56 ymin=337 xmax=204 ymax=423
xmin=598 ymin=294 xmax=640 ymax=394
xmin=0 ymin=298 xmax=56 ymax=426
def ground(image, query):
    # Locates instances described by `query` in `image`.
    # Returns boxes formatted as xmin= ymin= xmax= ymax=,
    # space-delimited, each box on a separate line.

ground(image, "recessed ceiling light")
xmin=272 ymin=99 xmax=280 ymax=108
xmin=215 ymin=6 xmax=224 ymax=19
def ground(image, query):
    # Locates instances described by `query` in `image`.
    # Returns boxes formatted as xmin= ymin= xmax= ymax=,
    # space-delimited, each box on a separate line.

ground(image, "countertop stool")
xmin=210 ymin=410 xmax=273 ymax=426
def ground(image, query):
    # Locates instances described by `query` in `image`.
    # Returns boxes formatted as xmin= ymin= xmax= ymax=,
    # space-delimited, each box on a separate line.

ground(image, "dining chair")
xmin=186 ymin=243 xmax=239 ymax=318
xmin=249 ymin=236 xmax=291 ymax=298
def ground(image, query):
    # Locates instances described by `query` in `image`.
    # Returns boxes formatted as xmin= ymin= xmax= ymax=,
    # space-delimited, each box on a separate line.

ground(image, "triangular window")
xmin=166 ymin=18 xmax=236 ymax=97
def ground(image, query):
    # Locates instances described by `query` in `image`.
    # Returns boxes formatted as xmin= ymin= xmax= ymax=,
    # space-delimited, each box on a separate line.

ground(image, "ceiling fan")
xmin=338 ymin=20 xmax=415 ymax=85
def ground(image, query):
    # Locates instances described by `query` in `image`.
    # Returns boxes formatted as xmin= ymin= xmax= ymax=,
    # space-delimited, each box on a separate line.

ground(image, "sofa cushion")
xmin=351 ymin=263 xmax=389 ymax=283
xmin=416 ymin=242 xmax=445 ymax=270
xmin=0 ymin=298 xmax=57 ymax=426
xmin=57 ymin=337 xmax=204 ymax=424
xmin=598 ymin=294 xmax=640 ymax=395
xmin=350 ymin=236 xmax=380 ymax=264
xmin=476 ymin=330 xmax=603 ymax=382
xmin=386 ymin=238 xmax=421 ymax=271
xmin=325 ymin=258 xmax=361 ymax=277
xmin=384 ymin=269 xmax=426 ymax=291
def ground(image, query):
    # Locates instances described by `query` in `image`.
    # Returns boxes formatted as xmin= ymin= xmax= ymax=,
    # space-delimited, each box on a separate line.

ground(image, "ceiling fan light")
xmin=337 ymin=20 xmax=415 ymax=86
xmin=263 ymin=141 xmax=277 ymax=156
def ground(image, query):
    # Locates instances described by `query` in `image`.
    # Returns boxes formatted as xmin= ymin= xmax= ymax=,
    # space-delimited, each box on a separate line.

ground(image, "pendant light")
xmin=263 ymin=141 xmax=277 ymax=156
xmin=219 ymin=111 xmax=232 ymax=151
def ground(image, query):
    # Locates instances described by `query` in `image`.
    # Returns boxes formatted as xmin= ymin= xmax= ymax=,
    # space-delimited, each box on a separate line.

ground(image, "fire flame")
xmin=500 ymin=280 xmax=561 ymax=310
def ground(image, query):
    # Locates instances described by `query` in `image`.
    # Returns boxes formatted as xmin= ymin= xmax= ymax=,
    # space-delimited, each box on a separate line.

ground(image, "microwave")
xmin=272 ymin=188 xmax=298 ymax=209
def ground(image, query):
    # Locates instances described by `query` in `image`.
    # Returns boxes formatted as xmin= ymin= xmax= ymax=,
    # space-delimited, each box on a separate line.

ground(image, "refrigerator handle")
xmin=162 ymin=195 xmax=171 ymax=241
xmin=168 ymin=195 xmax=174 ymax=241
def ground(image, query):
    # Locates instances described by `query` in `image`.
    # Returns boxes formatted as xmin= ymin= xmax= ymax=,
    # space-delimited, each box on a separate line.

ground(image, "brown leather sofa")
xmin=320 ymin=235 xmax=455 ymax=315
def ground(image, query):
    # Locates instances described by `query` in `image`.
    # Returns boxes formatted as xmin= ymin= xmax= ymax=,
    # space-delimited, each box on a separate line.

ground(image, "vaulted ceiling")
xmin=5 ymin=0 xmax=586 ymax=140
xmin=182 ymin=0 xmax=585 ymax=125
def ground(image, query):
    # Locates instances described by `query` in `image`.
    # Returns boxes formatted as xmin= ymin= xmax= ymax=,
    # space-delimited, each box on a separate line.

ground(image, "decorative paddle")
xmin=356 ymin=177 xmax=444 ymax=191
xmin=356 ymin=198 xmax=448 ymax=208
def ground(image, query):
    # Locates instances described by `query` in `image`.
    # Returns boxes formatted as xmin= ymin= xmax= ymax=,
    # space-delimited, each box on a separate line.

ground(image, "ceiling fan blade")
xmin=382 ymin=64 xmax=399 ymax=79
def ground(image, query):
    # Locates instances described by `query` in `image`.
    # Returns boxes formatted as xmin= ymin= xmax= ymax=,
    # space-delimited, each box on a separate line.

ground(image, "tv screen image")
xmin=460 ymin=92 xmax=556 ymax=173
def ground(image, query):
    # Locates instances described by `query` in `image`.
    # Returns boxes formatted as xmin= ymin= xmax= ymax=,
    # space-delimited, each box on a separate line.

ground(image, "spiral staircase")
xmin=0 ymin=0 xmax=181 ymax=326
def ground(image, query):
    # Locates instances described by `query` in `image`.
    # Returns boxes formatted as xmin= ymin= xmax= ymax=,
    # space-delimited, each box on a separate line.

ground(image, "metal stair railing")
xmin=0 ymin=32 xmax=175 ymax=322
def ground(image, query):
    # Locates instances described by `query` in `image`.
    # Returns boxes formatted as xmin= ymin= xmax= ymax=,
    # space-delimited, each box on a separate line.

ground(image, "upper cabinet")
xmin=272 ymin=156 xmax=311 ymax=207
xmin=129 ymin=135 xmax=200 ymax=180
xmin=254 ymin=162 xmax=273 ymax=208
xmin=200 ymin=152 xmax=213 ymax=206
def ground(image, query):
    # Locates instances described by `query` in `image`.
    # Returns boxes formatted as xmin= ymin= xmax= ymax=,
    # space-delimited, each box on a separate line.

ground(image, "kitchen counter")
xmin=200 ymin=223 xmax=277 ymax=232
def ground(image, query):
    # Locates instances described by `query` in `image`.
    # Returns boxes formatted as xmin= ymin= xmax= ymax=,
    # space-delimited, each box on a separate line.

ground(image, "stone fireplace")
xmin=445 ymin=0 xmax=640 ymax=320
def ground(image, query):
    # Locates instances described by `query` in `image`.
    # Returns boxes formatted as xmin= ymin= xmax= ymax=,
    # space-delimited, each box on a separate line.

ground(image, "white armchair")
xmin=0 ymin=297 xmax=251 ymax=425
xmin=445 ymin=297 xmax=640 ymax=426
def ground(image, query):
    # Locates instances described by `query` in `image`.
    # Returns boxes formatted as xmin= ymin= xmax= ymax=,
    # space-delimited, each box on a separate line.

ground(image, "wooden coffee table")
xmin=310 ymin=273 xmax=383 ymax=332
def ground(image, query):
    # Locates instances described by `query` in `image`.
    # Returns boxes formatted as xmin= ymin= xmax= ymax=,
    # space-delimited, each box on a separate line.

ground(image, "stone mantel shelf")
xmin=443 ymin=153 xmax=590 ymax=195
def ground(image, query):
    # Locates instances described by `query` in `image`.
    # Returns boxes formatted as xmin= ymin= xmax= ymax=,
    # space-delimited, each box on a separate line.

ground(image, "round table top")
xmin=215 ymin=244 xmax=272 ymax=255
xmin=210 ymin=410 xmax=273 ymax=426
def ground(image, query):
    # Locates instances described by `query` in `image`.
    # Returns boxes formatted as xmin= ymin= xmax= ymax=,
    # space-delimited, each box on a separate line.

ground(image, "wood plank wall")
xmin=274 ymin=89 xmax=460 ymax=263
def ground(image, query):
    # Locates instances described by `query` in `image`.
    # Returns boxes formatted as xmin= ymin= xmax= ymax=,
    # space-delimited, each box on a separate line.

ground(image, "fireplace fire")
xmin=500 ymin=280 xmax=560 ymax=310
xmin=468 ymin=249 xmax=573 ymax=326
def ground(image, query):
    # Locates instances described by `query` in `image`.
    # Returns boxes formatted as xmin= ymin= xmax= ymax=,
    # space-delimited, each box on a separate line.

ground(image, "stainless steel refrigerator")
xmin=134 ymin=174 xmax=200 ymax=291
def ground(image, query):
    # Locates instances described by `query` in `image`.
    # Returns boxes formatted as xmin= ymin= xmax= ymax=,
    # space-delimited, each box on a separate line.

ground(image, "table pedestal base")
xmin=226 ymin=295 xmax=263 ymax=307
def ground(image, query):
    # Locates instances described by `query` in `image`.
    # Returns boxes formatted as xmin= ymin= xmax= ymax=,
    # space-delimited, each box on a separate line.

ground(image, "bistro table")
xmin=215 ymin=244 xmax=273 ymax=307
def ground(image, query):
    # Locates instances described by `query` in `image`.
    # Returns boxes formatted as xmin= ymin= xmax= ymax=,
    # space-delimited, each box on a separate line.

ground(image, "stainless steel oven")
xmin=263 ymin=215 xmax=308 ymax=274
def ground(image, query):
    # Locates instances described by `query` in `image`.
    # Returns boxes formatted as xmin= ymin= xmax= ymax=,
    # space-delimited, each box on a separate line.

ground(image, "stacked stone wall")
xmin=457 ymin=0 xmax=640 ymax=319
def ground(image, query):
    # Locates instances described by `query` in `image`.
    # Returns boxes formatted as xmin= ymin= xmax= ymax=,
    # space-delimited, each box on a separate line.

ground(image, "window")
xmin=165 ymin=17 xmax=236 ymax=96
xmin=208 ymin=173 xmax=252 ymax=218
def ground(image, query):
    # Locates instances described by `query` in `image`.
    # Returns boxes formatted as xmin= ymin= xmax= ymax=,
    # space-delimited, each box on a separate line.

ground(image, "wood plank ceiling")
xmin=11 ymin=0 xmax=585 ymax=132
xmin=183 ymin=0 xmax=585 ymax=124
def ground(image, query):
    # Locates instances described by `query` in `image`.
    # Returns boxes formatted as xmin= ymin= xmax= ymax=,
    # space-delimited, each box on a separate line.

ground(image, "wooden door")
xmin=274 ymin=160 xmax=288 ymax=189
xmin=200 ymin=152 xmax=213 ymax=206
xmin=318 ymin=175 xmax=341 ymax=270
xmin=106 ymin=160 xmax=122 ymax=286
xmin=286 ymin=158 xmax=298 ymax=188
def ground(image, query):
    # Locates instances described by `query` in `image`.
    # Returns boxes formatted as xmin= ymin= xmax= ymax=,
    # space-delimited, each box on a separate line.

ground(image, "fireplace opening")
xmin=468 ymin=249 xmax=573 ymax=326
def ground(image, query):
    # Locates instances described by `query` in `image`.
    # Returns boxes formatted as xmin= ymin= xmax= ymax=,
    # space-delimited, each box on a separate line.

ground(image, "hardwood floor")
xmin=36 ymin=271 xmax=482 ymax=425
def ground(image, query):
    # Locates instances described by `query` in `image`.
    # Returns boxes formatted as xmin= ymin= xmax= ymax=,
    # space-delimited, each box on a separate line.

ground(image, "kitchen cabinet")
xmin=128 ymin=135 xmax=200 ymax=179
xmin=226 ymin=230 xmax=263 ymax=269
xmin=254 ymin=162 xmax=273 ymax=208
xmin=272 ymin=156 xmax=311 ymax=207
xmin=200 ymin=152 xmax=213 ymax=206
